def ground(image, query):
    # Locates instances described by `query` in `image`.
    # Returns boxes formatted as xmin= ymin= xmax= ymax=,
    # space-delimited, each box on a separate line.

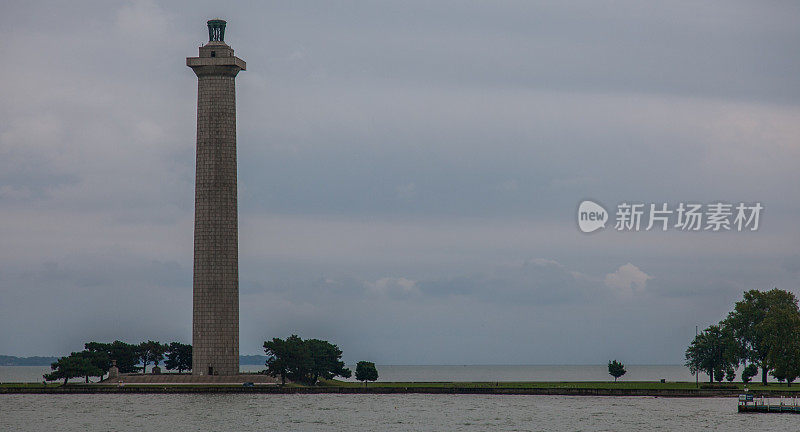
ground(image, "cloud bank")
xmin=0 ymin=0 xmax=798 ymax=364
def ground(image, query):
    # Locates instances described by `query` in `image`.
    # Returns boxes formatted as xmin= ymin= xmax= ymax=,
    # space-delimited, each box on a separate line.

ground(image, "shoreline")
xmin=2 ymin=383 xmax=798 ymax=397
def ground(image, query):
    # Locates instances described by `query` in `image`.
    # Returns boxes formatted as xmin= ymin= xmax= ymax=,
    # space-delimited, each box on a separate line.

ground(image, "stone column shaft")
xmin=187 ymin=36 xmax=245 ymax=376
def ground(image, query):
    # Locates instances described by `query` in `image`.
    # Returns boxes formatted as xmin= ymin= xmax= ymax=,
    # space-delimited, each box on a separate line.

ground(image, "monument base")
xmin=102 ymin=373 xmax=278 ymax=385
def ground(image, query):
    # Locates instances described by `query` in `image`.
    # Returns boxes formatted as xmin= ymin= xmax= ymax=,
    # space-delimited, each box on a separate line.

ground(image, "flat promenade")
xmin=100 ymin=373 xmax=279 ymax=385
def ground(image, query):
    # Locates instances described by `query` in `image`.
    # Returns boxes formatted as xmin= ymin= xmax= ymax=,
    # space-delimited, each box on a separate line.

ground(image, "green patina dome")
xmin=207 ymin=19 xmax=227 ymax=42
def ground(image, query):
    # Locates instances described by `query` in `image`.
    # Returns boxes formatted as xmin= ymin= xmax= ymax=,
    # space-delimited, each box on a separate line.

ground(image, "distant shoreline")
xmin=0 ymin=356 xmax=58 ymax=367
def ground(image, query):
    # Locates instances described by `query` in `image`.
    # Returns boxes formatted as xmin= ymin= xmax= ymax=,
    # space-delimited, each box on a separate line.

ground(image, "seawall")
xmin=2 ymin=385 xmax=795 ymax=397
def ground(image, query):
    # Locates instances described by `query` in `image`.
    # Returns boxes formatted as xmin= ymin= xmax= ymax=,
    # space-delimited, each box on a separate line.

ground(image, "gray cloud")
xmin=783 ymin=255 xmax=800 ymax=274
xmin=419 ymin=259 xmax=598 ymax=304
xmin=0 ymin=0 xmax=798 ymax=363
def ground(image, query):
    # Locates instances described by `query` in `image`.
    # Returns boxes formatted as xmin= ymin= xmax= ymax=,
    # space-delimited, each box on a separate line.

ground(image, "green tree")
xmin=772 ymin=361 xmax=800 ymax=387
xmin=763 ymin=305 xmax=800 ymax=387
xmin=44 ymin=352 xmax=102 ymax=385
xmin=723 ymin=288 xmax=799 ymax=385
xmin=742 ymin=364 xmax=758 ymax=383
xmin=77 ymin=346 xmax=113 ymax=379
xmin=85 ymin=341 xmax=141 ymax=373
xmin=139 ymin=340 xmax=167 ymax=374
xmin=306 ymin=338 xmax=351 ymax=383
xmin=771 ymin=368 xmax=786 ymax=384
xmin=725 ymin=367 xmax=736 ymax=382
xmin=685 ymin=324 xmax=738 ymax=383
xmin=74 ymin=350 xmax=110 ymax=382
xmin=264 ymin=335 xmax=309 ymax=385
xmin=263 ymin=337 xmax=289 ymax=385
xmin=263 ymin=335 xmax=351 ymax=385
xmin=165 ymin=342 xmax=192 ymax=373
xmin=355 ymin=361 xmax=379 ymax=387
xmin=608 ymin=360 xmax=626 ymax=382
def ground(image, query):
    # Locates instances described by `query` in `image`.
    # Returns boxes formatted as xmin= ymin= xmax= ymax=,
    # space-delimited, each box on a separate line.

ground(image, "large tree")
xmin=85 ymin=341 xmax=141 ymax=373
xmin=306 ymin=338 xmax=351 ymax=383
xmin=723 ymin=288 xmax=800 ymax=385
xmin=44 ymin=352 xmax=102 ymax=385
xmin=73 ymin=350 xmax=110 ymax=382
xmin=165 ymin=342 xmax=193 ymax=373
xmin=139 ymin=340 xmax=167 ymax=374
xmin=762 ymin=305 xmax=800 ymax=386
xmin=264 ymin=335 xmax=310 ymax=385
xmin=263 ymin=335 xmax=351 ymax=385
xmin=685 ymin=324 xmax=738 ymax=383
xmin=77 ymin=346 xmax=113 ymax=379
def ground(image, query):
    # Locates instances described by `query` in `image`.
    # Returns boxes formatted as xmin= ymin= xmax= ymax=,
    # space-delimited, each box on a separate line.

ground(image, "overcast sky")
xmin=1 ymin=0 xmax=799 ymax=364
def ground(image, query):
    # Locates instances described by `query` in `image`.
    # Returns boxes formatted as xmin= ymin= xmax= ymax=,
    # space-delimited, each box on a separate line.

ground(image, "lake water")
xmin=2 ymin=364 xmax=709 ymax=383
xmin=1 ymin=393 xmax=794 ymax=431
xmin=1 ymin=365 xmax=788 ymax=431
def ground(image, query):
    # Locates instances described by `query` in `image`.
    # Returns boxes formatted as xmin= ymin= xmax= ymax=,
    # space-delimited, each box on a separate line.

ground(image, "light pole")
xmin=695 ymin=325 xmax=699 ymax=388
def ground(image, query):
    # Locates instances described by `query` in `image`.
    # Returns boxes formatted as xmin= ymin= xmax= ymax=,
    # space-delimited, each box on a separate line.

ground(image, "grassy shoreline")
xmin=3 ymin=380 xmax=800 ymax=396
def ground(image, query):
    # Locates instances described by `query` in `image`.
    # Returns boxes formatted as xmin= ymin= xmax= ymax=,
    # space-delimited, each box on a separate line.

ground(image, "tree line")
xmin=44 ymin=340 xmax=192 ymax=384
xmin=263 ymin=335 xmax=378 ymax=386
xmin=685 ymin=288 xmax=800 ymax=386
xmin=43 ymin=334 xmax=377 ymax=386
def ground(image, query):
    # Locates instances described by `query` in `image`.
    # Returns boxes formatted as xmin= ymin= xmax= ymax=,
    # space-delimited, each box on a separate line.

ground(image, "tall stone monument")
xmin=187 ymin=19 xmax=245 ymax=376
